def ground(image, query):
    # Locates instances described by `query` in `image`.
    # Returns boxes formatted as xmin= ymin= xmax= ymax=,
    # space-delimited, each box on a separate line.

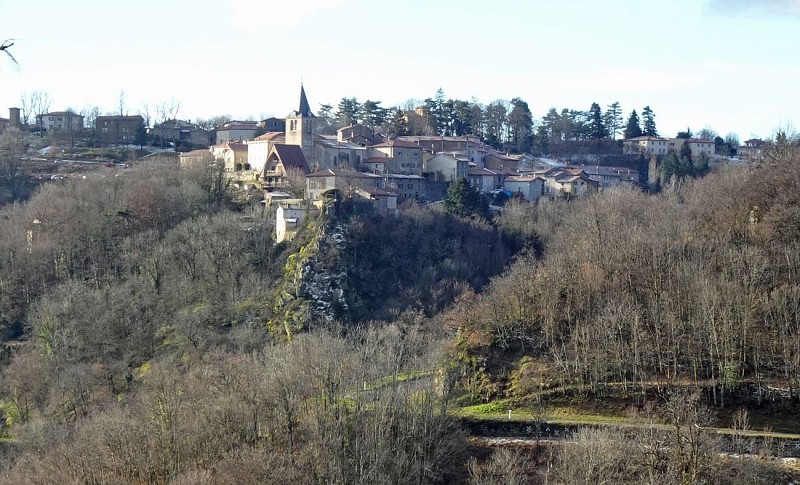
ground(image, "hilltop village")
xmin=169 ymin=87 xmax=647 ymax=242
xmin=2 ymin=86 xmax=762 ymax=228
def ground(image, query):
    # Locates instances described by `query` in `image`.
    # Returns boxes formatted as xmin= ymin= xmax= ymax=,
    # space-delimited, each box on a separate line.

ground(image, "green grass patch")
xmin=362 ymin=370 xmax=436 ymax=391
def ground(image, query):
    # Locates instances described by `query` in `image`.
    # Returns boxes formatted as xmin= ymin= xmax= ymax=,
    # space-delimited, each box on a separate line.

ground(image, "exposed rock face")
xmin=298 ymin=223 xmax=350 ymax=322
xmin=271 ymin=206 xmax=355 ymax=338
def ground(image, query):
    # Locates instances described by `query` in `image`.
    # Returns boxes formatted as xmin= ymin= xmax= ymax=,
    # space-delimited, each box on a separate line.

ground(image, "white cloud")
xmin=228 ymin=0 xmax=349 ymax=32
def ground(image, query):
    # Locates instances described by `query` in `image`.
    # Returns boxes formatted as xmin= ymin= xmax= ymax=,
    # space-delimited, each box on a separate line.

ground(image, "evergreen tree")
xmin=676 ymin=128 xmax=692 ymax=139
xmin=588 ymin=102 xmax=607 ymax=140
xmin=535 ymin=124 xmax=549 ymax=155
xmin=360 ymin=100 xmax=388 ymax=131
xmin=541 ymin=108 xmax=562 ymax=146
xmin=386 ymin=108 xmax=409 ymax=137
xmin=484 ymin=101 xmax=508 ymax=149
xmin=469 ymin=101 xmax=485 ymax=138
xmin=679 ymin=140 xmax=693 ymax=160
xmin=440 ymin=98 xmax=455 ymax=136
xmin=660 ymin=152 xmax=680 ymax=183
xmin=623 ymin=110 xmax=643 ymax=139
xmin=641 ymin=106 xmax=658 ymax=136
xmin=451 ymin=100 xmax=473 ymax=136
xmin=423 ymin=97 xmax=440 ymax=135
xmin=317 ymin=103 xmax=335 ymax=132
xmin=678 ymin=154 xmax=694 ymax=178
xmin=693 ymin=152 xmax=710 ymax=176
xmin=507 ymin=98 xmax=534 ymax=153
xmin=432 ymin=88 xmax=448 ymax=135
xmin=133 ymin=120 xmax=148 ymax=149
xmin=605 ymin=101 xmax=623 ymax=140
xmin=560 ymin=109 xmax=578 ymax=141
xmin=336 ymin=97 xmax=361 ymax=126
xmin=444 ymin=178 xmax=489 ymax=219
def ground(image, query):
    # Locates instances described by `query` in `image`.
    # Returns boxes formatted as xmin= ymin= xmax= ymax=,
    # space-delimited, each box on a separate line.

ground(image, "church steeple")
xmin=285 ymin=84 xmax=318 ymax=164
xmin=298 ymin=84 xmax=314 ymax=117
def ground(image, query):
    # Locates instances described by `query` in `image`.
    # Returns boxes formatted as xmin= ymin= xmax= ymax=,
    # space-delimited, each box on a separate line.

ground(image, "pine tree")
xmin=133 ymin=120 xmax=148 ymax=149
xmin=605 ymin=101 xmax=622 ymax=140
xmin=641 ymin=106 xmax=657 ymax=136
xmin=336 ymin=97 xmax=361 ymax=126
xmin=507 ymin=98 xmax=534 ymax=153
xmin=433 ymin=88 xmax=448 ymax=135
xmin=693 ymin=152 xmax=710 ymax=176
xmin=588 ymin=102 xmax=607 ymax=140
xmin=535 ymin=124 xmax=549 ymax=155
xmin=484 ymin=101 xmax=508 ymax=149
xmin=360 ymin=100 xmax=388 ymax=131
xmin=451 ymin=100 xmax=472 ymax=136
xmin=445 ymin=178 xmax=488 ymax=219
xmin=623 ymin=110 xmax=643 ymax=139
xmin=386 ymin=108 xmax=409 ymax=137
xmin=541 ymin=108 xmax=562 ymax=146
xmin=660 ymin=152 xmax=680 ymax=183
xmin=679 ymin=140 xmax=693 ymax=160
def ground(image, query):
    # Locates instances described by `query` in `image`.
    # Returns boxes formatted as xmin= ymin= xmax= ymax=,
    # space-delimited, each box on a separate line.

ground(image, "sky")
xmin=1 ymin=0 xmax=799 ymax=140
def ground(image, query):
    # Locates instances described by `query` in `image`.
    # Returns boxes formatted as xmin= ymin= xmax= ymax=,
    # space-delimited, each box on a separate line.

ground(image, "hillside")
xmin=0 ymin=142 xmax=799 ymax=483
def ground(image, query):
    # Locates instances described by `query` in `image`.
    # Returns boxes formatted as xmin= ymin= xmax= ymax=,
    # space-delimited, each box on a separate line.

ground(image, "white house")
xmin=276 ymin=202 xmax=317 ymax=243
xmin=36 ymin=111 xmax=83 ymax=132
xmin=246 ymin=131 xmax=285 ymax=172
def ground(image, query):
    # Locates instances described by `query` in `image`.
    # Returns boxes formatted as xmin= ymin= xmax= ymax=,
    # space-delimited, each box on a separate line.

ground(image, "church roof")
xmin=271 ymin=144 xmax=310 ymax=174
xmin=298 ymin=85 xmax=314 ymax=117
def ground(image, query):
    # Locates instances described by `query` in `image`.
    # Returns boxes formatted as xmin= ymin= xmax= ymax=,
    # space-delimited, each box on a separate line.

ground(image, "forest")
xmin=0 ymin=134 xmax=798 ymax=483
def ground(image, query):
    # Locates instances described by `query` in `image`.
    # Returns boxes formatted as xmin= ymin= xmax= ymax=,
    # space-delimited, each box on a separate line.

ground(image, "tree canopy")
xmin=623 ymin=109 xmax=643 ymax=139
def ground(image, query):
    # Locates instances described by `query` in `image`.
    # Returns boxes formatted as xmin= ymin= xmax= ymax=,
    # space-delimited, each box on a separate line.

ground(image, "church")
xmin=249 ymin=86 xmax=369 ymax=184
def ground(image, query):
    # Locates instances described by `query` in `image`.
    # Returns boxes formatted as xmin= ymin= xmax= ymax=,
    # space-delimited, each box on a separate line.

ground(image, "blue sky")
xmin=1 ymin=0 xmax=798 ymax=140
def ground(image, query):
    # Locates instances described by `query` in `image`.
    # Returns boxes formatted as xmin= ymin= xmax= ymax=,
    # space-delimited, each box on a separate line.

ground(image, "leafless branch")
xmin=1 ymin=39 xmax=19 ymax=68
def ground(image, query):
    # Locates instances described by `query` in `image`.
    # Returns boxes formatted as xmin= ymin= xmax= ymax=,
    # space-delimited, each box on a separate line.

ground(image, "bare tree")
xmin=140 ymin=103 xmax=152 ymax=128
xmin=196 ymin=114 xmax=232 ymax=131
xmin=25 ymin=91 xmax=52 ymax=133
xmin=80 ymin=105 xmax=99 ymax=130
xmin=0 ymin=127 xmax=28 ymax=200
xmin=20 ymin=91 xmax=51 ymax=127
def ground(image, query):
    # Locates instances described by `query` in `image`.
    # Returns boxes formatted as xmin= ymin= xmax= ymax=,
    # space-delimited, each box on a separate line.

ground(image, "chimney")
xmin=9 ymin=107 xmax=21 ymax=128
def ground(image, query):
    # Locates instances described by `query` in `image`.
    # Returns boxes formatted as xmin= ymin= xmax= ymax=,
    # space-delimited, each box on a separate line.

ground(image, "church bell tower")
xmin=285 ymin=84 xmax=317 ymax=162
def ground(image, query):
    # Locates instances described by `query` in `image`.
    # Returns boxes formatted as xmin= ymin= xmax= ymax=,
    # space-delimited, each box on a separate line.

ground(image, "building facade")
xmin=36 ymin=111 xmax=83 ymax=132
xmin=95 ymin=115 xmax=144 ymax=145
